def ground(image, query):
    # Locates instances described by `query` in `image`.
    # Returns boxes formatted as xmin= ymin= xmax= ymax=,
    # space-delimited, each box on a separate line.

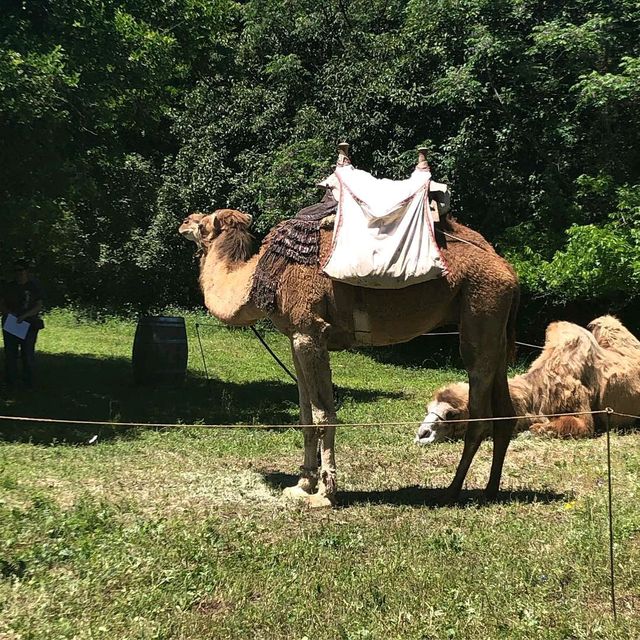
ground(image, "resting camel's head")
xmin=415 ymin=382 xmax=470 ymax=445
xmin=179 ymin=209 xmax=253 ymax=253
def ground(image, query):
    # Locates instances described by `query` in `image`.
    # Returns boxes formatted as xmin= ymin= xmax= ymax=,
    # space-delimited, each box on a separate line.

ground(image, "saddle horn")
xmin=417 ymin=146 xmax=430 ymax=172
xmin=337 ymin=142 xmax=351 ymax=167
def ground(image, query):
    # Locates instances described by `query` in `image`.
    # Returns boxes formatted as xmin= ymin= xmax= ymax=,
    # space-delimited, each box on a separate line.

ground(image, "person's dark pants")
xmin=3 ymin=328 xmax=38 ymax=387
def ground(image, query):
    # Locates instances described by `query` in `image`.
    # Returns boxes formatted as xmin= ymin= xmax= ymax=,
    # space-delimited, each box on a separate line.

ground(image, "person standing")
xmin=1 ymin=259 xmax=45 ymax=389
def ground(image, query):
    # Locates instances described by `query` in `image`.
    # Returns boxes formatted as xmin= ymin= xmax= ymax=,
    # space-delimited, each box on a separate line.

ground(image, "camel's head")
xmin=415 ymin=382 xmax=470 ymax=445
xmin=587 ymin=315 xmax=628 ymax=350
xmin=179 ymin=209 xmax=253 ymax=252
xmin=179 ymin=212 xmax=214 ymax=251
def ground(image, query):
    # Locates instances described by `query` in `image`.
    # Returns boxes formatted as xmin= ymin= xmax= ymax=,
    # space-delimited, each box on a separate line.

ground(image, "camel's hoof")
xmin=282 ymin=485 xmax=313 ymax=503
xmin=282 ymin=486 xmax=335 ymax=509
xmin=307 ymin=493 xmax=335 ymax=509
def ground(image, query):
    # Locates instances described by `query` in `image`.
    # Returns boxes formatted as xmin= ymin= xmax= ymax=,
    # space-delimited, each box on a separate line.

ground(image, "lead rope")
xmin=195 ymin=323 xmax=210 ymax=383
xmin=250 ymin=326 xmax=297 ymax=383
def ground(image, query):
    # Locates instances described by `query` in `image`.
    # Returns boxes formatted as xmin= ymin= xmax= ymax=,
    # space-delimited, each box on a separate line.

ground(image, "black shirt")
xmin=1 ymin=278 xmax=45 ymax=322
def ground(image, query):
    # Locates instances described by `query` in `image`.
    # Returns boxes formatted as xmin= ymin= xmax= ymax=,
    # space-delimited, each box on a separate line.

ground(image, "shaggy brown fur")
xmin=529 ymin=415 xmax=593 ymax=438
xmin=181 ymin=205 xmax=520 ymax=506
xmin=251 ymin=191 xmax=338 ymax=311
xmin=521 ymin=321 xmax=603 ymax=436
xmin=211 ymin=209 xmax=255 ymax=264
xmin=417 ymin=321 xmax=605 ymax=443
xmin=438 ymin=216 xmax=497 ymax=255
xmin=588 ymin=315 xmax=640 ymax=357
xmin=588 ymin=315 xmax=640 ymax=427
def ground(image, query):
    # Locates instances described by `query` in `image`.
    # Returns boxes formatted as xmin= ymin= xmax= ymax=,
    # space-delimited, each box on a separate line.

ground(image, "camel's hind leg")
xmin=283 ymin=331 xmax=337 ymax=508
xmin=486 ymin=354 xmax=516 ymax=498
xmin=445 ymin=310 xmax=514 ymax=502
xmin=531 ymin=415 xmax=594 ymax=438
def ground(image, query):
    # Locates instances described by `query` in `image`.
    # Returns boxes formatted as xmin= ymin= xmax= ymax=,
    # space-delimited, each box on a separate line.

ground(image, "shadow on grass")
xmin=359 ymin=330 xmax=539 ymax=371
xmin=0 ymin=351 xmax=404 ymax=445
xmin=360 ymin=332 xmax=464 ymax=369
xmin=261 ymin=471 xmax=566 ymax=508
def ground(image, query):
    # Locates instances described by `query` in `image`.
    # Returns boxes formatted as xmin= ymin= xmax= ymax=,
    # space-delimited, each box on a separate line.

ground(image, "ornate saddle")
xmin=251 ymin=145 xmax=451 ymax=311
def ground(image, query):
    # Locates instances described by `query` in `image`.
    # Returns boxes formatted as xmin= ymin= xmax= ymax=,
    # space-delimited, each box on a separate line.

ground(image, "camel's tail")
xmin=506 ymin=285 xmax=520 ymax=364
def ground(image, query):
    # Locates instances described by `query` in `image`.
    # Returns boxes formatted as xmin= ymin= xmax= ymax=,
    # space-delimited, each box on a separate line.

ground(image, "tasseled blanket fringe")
xmin=251 ymin=191 xmax=337 ymax=312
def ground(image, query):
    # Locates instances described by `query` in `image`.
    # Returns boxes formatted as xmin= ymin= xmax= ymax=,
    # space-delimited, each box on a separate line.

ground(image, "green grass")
xmin=1 ymin=309 xmax=639 ymax=639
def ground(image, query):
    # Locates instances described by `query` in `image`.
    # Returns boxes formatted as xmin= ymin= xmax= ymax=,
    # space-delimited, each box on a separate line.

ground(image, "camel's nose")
xmin=416 ymin=426 xmax=432 ymax=440
xmin=415 ymin=421 xmax=437 ymax=445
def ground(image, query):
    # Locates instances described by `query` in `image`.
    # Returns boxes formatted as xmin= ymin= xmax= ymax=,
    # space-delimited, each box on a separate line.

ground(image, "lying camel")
xmin=415 ymin=321 xmax=607 ymax=444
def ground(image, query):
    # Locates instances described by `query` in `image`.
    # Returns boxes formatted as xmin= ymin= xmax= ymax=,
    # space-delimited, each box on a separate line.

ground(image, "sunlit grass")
xmin=1 ymin=309 xmax=638 ymax=639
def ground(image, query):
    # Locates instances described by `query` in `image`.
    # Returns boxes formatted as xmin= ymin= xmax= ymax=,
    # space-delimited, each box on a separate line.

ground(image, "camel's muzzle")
xmin=415 ymin=411 xmax=445 ymax=445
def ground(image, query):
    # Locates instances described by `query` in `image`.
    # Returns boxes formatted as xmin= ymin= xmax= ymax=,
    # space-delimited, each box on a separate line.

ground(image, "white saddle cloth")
xmin=321 ymin=165 xmax=446 ymax=288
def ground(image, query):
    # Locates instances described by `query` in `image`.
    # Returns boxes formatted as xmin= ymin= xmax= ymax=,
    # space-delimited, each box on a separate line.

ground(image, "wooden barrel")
xmin=132 ymin=316 xmax=188 ymax=385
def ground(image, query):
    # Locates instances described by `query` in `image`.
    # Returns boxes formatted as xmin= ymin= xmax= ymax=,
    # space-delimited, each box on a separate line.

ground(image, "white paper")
xmin=3 ymin=314 xmax=29 ymax=340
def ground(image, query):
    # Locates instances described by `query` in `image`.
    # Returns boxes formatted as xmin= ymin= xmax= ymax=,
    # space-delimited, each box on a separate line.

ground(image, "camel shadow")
xmin=261 ymin=471 xmax=566 ymax=508
xmin=0 ymin=351 xmax=405 ymax=444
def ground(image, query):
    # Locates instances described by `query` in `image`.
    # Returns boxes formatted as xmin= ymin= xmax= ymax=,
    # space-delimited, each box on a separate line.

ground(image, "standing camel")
xmin=179 ymin=149 xmax=519 ymax=507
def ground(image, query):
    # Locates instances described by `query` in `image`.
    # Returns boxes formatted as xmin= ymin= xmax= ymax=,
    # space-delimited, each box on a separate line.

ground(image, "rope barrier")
xmin=0 ymin=409 xmax=618 ymax=430
xmin=194 ymin=323 xmax=210 ymax=383
xmin=421 ymin=331 xmax=543 ymax=350
xmin=601 ymin=410 xmax=640 ymax=421
xmin=514 ymin=340 xmax=545 ymax=350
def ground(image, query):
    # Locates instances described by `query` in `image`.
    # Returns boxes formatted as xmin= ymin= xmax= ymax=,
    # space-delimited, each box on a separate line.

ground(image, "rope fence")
xmin=420 ymin=330 xmax=544 ymax=350
xmin=0 ymin=407 xmax=626 ymax=429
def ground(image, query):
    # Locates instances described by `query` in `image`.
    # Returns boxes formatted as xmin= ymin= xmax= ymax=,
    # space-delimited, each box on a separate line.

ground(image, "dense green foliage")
xmin=2 ymin=1 xmax=639 ymax=324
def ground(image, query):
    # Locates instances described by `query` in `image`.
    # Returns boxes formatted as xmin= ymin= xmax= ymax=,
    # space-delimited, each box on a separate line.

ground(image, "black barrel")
xmin=132 ymin=316 xmax=188 ymax=385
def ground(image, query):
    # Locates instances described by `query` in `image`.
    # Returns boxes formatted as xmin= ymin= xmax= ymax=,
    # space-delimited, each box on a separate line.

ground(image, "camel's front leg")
xmin=282 ymin=347 xmax=320 ymax=501
xmin=284 ymin=331 xmax=337 ymax=508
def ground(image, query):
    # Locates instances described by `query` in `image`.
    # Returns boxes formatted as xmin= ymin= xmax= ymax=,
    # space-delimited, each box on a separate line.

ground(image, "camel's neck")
xmin=199 ymin=243 xmax=266 ymax=326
